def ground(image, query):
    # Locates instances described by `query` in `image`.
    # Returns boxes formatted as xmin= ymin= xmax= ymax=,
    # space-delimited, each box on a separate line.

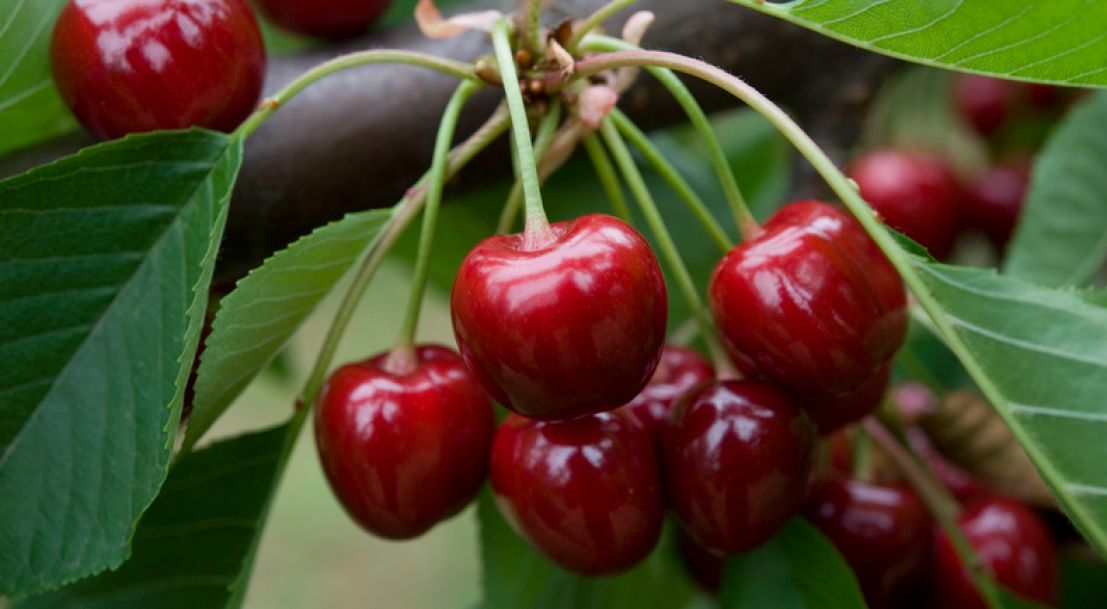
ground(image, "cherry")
xmin=618 ymin=345 xmax=714 ymax=441
xmin=254 ymin=0 xmax=390 ymax=39
xmin=314 ymin=345 xmax=494 ymax=539
xmin=964 ymin=162 xmax=1030 ymax=249
xmin=955 ymin=75 xmax=1015 ymax=137
xmin=848 ymin=150 xmax=963 ymax=259
xmin=932 ymin=497 xmax=1058 ymax=609
xmin=452 ymin=213 xmax=668 ymax=420
xmin=802 ymin=363 xmax=891 ymax=435
xmin=803 ymin=478 xmax=931 ymax=609
xmin=51 ymin=0 xmax=266 ymax=141
xmin=663 ymin=380 xmax=815 ymax=553
xmin=708 ymin=200 xmax=906 ymax=396
xmin=490 ymin=410 xmax=664 ymax=576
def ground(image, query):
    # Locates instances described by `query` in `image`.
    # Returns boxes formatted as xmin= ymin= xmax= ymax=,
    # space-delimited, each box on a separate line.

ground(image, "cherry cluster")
xmin=314 ymin=198 xmax=909 ymax=577
xmin=847 ymin=74 xmax=1072 ymax=260
xmin=49 ymin=0 xmax=391 ymax=141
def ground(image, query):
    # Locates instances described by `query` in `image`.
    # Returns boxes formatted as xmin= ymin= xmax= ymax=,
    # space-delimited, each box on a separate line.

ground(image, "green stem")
xmin=581 ymin=36 xmax=759 ymax=240
xmin=387 ymin=80 xmax=480 ymax=373
xmin=863 ymin=418 xmax=1006 ymax=609
xmin=235 ymin=50 xmax=477 ymax=139
xmin=582 ymin=132 xmax=632 ymax=222
xmin=609 ymin=109 xmax=732 ymax=252
xmin=491 ymin=18 xmax=553 ymax=249
xmin=566 ymin=0 xmax=638 ymax=52
xmin=598 ymin=117 xmax=727 ymax=366
xmin=496 ymin=102 xmax=564 ymax=235
xmin=298 ymin=108 xmax=511 ymax=405
xmin=523 ymin=0 xmax=543 ymax=56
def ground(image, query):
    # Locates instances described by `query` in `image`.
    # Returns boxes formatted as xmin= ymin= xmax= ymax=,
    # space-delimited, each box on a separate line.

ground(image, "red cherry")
xmin=490 ymin=410 xmax=664 ymax=576
xmin=803 ymin=478 xmax=931 ymax=609
xmin=51 ymin=0 xmax=265 ymax=140
xmin=955 ymin=75 xmax=1015 ymax=137
xmin=663 ymin=380 xmax=815 ymax=553
xmin=314 ymin=345 xmax=494 ymax=539
xmin=802 ymin=363 xmax=891 ymax=435
xmin=254 ymin=0 xmax=390 ymax=39
xmin=709 ymin=200 xmax=906 ymax=395
xmin=849 ymin=150 xmax=963 ymax=259
xmin=965 ymin=162 xmax=1030 ymax=249
xmin=452 ymin=214 xmax=668 ymax=420
xmin=932 ymin=497 xmax=1058 ymax=609
xmin=619 ymin=345 xmax=714 ymax=441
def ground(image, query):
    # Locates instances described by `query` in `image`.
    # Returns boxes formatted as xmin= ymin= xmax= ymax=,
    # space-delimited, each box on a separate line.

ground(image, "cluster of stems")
xmin=216 ymin=3 xmax=1011 ymax=606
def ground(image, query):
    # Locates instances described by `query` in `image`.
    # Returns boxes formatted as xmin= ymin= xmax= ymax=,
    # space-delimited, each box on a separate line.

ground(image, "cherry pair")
xmin=709 ymin=199 xmax=907 ymax=433
xmin=849 ymin=150 xmax=1030 ymax=255
xmin=491 ymin=347 xmax=815 ymax=575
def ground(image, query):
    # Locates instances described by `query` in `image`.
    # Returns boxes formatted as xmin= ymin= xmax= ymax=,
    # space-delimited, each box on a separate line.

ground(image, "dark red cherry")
xmin=802 ymin=363 xmax=891 ymax=435
xmin=254 ymin=0 xmax=390 ymax=39
xmin=51 ymin=0 xmax=265 ymax=140
xmin=677 ymin=530 xmax=725 ymax=593
xmin=315 ymin=345 xmax=494 ymax=539
xmin=803 ymin=478 xmax=931 ymax=609
xmin=452 ymin=213 xmax=668 ymax=419
xmin=965 ymin=162 xmax=1030 ymax=249
xmin=955 ymin=75 xmax=1015 ymax=137
xmin=932 ymin=497 xmax=1058 ymax=609
xmin=663 ymin=380 xmax=815 ymax=553
xmin=619 ymin=345 xmax=714 ymax=441
xmin=490 ymin=410 xmax=664 ymax=576
xmin=849 ymin=150 xmax=963 ymax=259
xmin=708 ymin=200 xmax=906 ymax=395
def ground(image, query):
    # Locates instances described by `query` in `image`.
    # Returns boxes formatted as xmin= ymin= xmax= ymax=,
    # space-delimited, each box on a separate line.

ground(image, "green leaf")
xmin=182 ymin=208 xmax=391 ymax=451
xmin=1004 ymin=92 xmax=1107 ymax=286
xmin=478 ymin=490 xmax=698 ymax=609
xmin=1061 ymin=552 xmax=1107 ymax=609
xmin=911 ymin=261 xmax=1107 ymax=557
xmin=16 ymin=423 xmax=291 ymax=609
xmin=728 ymin=1 xmax=1107 ymax=87
xmin=0 ymin=0 xmax=77 ymax=155
xmin=719 ymin=518 xmax=866 ymax=609
xmin=0 ymin=129 xmax=242 ymax=596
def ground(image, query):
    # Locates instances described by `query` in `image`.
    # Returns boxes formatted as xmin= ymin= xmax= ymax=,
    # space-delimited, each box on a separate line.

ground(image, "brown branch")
xmin=0 ymin=0 xmax=898 ymax=283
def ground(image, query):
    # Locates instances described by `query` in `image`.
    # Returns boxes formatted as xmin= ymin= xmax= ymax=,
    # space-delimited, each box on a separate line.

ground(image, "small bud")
xmin=553 ymin=19 xmax=573 ymax=46
xmin=515 ymin=49 xmax=534 ymax=70
xmin=474 ymin=58 xmax=502 ymax=86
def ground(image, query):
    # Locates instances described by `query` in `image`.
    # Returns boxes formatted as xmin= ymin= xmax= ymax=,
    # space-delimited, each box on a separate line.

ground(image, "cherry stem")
xmin=492 ymin=18 xmax=553 ymax=248
xmin=522 ymin=0 xmax=543 ymax=57
xmin=581 ymin=132 xmax=632 ymax=222
xmin=863 ymin=417 xmax=1008 ymax=609
xmin=566 ymin=0 xmax=638 ymax=52
xmin=598 ymin=117 xmax=728 ymax=367
xmin=388 ymin=80 xmax=481 ymax=375
xmin=582 ymin=36 xmax=760 ymax=241
xmin=496 ymin=102 xmax=564 ymax=234
xmin=234 ymin=50 xmax=477 ymax=140
xmin=298 ymin=107 xmax=511 ymax=408
xmin=610 ymin=109 xmax=732 ymax=252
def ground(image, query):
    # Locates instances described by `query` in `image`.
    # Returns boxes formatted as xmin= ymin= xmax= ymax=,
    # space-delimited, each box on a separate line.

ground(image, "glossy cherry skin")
xmin=932 ymin=497 xmax=1058 ymax=609
xmin=490 ymin=410 xmax=664 ymax=576
xmin=803 ymin=479 xmax=931 ymax=609
xmin=709 ymin=200 xmax=906 ymax=395
xmin=965 ymin=162 xmax=1030 ymax=249
xmin=619 ymin=345 xmax=714 ymax=441
xmin=51 ymin=0 xmax=265 ymax=140
xmin=677 ymin=530 xmax=725 ymax=593
xmin=663 ymin=380 xmax=815 ymax=553
xmin=849 ymin=150 xmax=963 ymax=259
xmin=802 ymin=363 xmax=890 ymax=435
xmin=255 ymin=0 xmax=390 ymax=38
xmin=452 ymin=214 xmax=668 ymax=419
xmin=315 ymin=345 xmax=494 ymax=539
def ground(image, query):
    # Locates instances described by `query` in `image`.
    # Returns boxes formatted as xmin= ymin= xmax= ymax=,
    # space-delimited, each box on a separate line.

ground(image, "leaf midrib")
xmin=0 ymin=142 xmax=234 ymax=470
